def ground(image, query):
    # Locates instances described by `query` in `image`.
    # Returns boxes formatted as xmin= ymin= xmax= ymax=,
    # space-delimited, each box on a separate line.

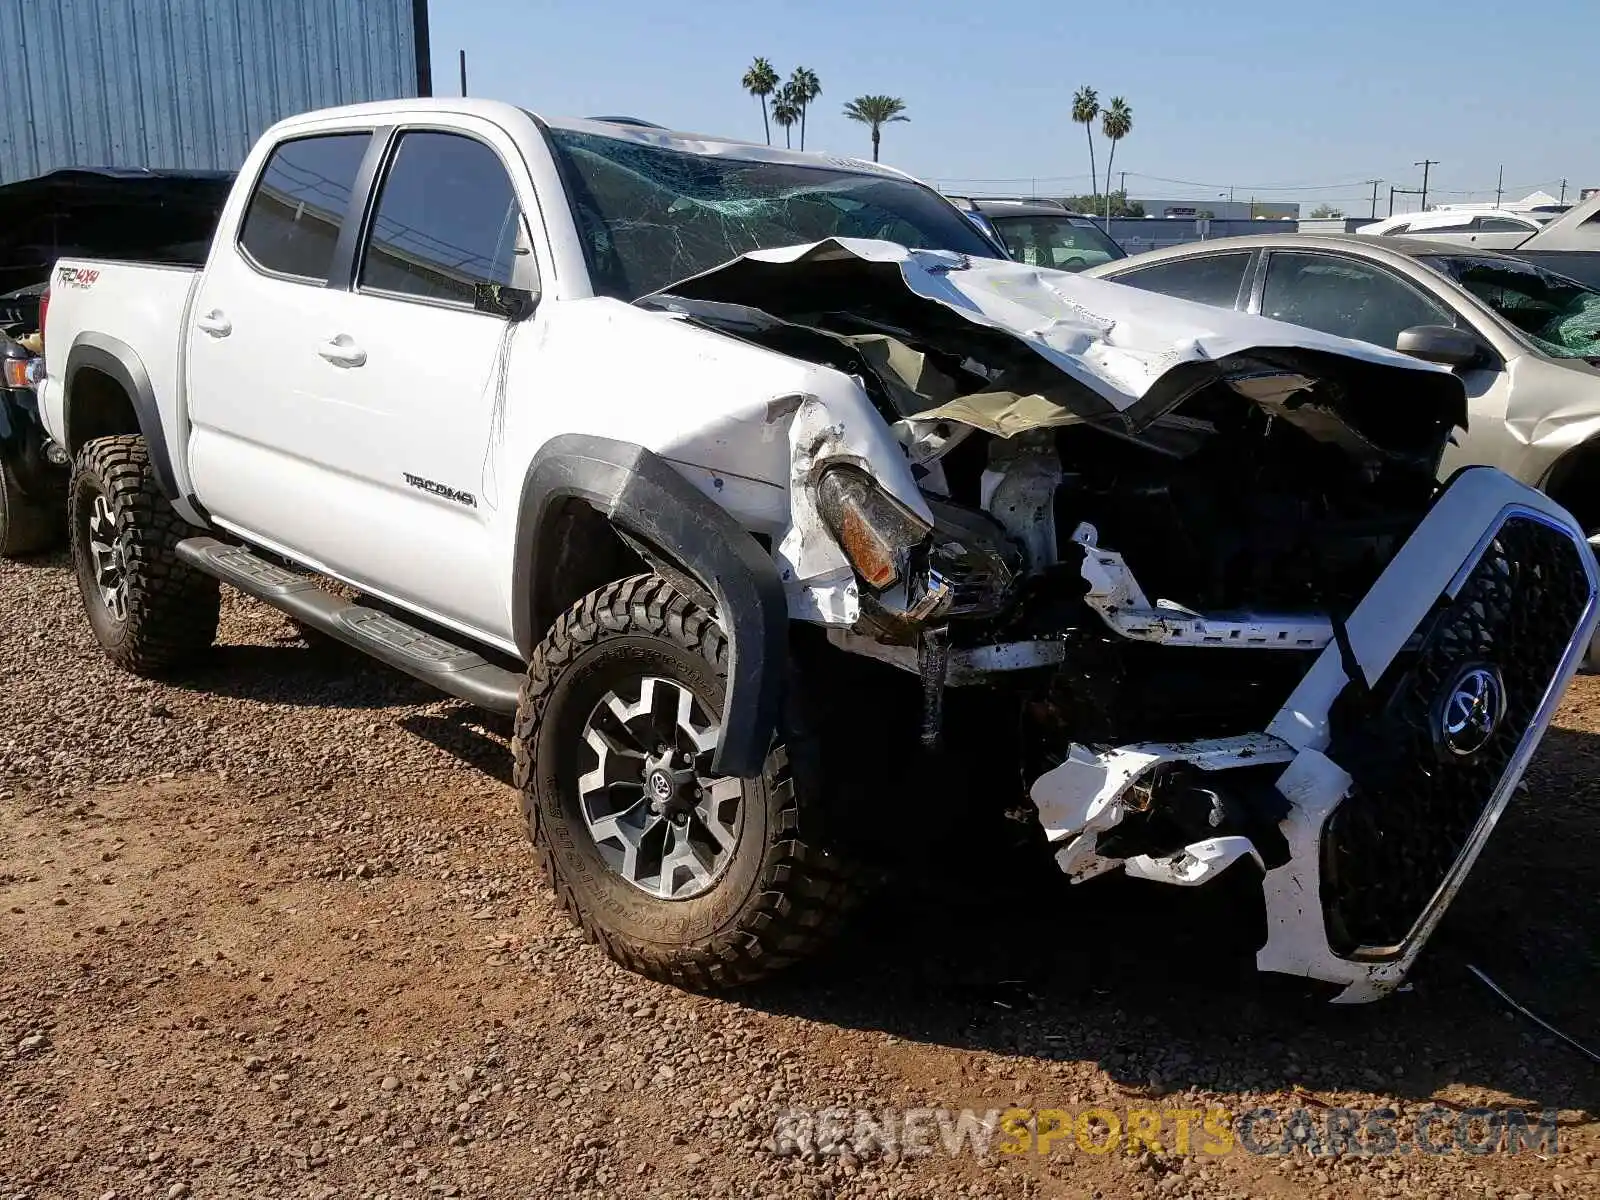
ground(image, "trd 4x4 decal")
xmin=55 ymin=266 xmax=101 ymax=288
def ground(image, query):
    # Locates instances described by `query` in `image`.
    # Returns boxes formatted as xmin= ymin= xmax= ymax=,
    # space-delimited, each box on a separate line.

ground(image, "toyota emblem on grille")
xmin=1437 ymin=664 xmax=1506 ymax=757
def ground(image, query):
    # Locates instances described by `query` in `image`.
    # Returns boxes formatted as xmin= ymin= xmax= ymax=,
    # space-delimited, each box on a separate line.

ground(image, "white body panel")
xmin=36 ymin=261 xmax=202 ymax=502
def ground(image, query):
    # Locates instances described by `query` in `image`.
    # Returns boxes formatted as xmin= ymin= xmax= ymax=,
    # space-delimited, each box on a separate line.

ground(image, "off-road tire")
xmin=0 ymin=452 xmax=61 ymax=557
xmin=69 ymin=435 xmax=219 ymax=674
xmin=513 ymin=573 xmax=862 ymax=988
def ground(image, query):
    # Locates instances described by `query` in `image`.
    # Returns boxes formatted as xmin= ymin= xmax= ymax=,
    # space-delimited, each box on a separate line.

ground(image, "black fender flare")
xmin=63 ymin=332 xmax=182 ymax=501
xmin=513 ymin=434 xmax=787 ymax=778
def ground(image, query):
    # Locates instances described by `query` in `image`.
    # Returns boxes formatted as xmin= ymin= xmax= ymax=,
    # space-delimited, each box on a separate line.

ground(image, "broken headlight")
xmin=815 ymin=465 xmax=931 ymax=592
xmin=917 ymin=497 xmax=1022 ymax=618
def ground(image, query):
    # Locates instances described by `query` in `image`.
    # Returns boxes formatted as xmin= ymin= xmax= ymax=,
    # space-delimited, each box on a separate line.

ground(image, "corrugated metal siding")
xmin=0 ymin=0 xmax=425 ymax=183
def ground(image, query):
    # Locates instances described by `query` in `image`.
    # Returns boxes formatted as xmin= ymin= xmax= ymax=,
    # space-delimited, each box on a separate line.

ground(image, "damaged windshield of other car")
xmin=542 ymin=127 xmax=1000 ymax=299
xmin=1423 ymin=254 xmax=1600 ymax=361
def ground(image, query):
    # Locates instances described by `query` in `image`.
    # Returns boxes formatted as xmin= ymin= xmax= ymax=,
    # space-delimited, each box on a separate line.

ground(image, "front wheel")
xmin=512 ymin=574 xmax=861 ymax=988
xmin=69 ymin=435 xmax=219 ymax=675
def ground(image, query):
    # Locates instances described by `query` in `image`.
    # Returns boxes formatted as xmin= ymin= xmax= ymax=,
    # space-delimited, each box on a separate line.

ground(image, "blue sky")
xmin=427 ymin=0 xmax=1593 ymax=215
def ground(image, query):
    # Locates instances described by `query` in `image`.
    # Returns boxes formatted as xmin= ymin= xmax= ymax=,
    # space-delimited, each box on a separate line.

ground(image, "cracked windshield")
xmin=545 ymin=127 xmax=998 ymax=298
xmin=1423 ymin=255 xmax=1600 ymax=361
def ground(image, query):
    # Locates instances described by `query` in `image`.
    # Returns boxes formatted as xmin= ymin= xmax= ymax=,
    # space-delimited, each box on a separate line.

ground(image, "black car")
xmin=947 ymin=197 xmax=1127 ymax=272
xmin=0 ymin=167 xmax=232 ymax=555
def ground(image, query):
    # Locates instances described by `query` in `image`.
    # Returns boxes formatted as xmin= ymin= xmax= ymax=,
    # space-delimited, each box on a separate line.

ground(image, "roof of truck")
xmin=266 ymin=97 xmax=908 ymax=180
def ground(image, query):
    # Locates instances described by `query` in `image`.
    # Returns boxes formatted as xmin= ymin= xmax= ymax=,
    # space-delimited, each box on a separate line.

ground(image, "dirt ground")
xmin=2 ymin=547 xmax=1597 ymax=1200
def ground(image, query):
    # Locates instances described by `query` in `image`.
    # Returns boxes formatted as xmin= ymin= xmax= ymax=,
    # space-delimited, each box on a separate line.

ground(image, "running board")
xmin=175 ymin=537 xmax=522 ymax=714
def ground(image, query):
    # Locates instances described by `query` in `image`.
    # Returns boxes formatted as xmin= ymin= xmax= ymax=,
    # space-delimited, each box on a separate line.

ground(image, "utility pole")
xmin=1496 ymin=165 xmax=1504 ymax=208
xmin=459 ymin=50 xmax=468 ymax=97
xmin=1368 ymin=179 xmax=1382 ymax=219
xmin=1414 ymin=159 xmax=1438 ymax=210
xmin=1390 ymin=183 xmax=1425 ymax=217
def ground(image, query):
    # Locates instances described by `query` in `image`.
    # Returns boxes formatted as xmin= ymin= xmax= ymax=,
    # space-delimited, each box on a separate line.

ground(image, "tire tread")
xmin=69 ymin=435 xmax=218 ymax=674
xmin=512 ymin=573 xmax=862 ymax=989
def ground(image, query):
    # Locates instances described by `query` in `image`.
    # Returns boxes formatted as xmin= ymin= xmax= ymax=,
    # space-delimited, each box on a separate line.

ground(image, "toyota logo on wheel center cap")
xmin=1436 ymin=663 xmax=1506 ymax=758
xmin=648 ymin=770 xmax=674 ymax=802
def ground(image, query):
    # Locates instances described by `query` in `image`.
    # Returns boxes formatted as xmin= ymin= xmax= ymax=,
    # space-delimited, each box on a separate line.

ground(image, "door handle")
xmin=196 ymin=310 xmax=231 ymax=337
xmin=316 ymin=336 xmax=366 ymax=368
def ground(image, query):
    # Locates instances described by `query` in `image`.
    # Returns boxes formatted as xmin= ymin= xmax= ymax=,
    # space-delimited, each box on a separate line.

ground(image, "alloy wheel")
xmin=575 ymin=675 xmax=742 ymax=900
xmin=86 ymin=493 xmax=129 ymax=622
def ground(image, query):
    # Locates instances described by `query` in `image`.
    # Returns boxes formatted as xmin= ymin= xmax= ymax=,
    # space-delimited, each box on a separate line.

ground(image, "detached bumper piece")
xmin=1321 ymin=516 xmax=1592 ymax=957
xmin=1031 ymin=470 xmax=1600 ymax=1002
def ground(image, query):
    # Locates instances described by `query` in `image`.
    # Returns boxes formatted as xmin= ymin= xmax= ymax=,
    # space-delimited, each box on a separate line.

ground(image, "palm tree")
xmin=787 ymin=67 xmax=822 ymax=150
xmin=1071 ymin=86 xmax=1100 ymax=203
xmin=842 ymin=95 xmax=908 ymax=163
xmin=741 ymin=57 xmax=779 ymax=145
xmin=1100 ymin=97 xmax=1133 ymax=228
xmin=772 ymin=85 xmax=801 ymax=150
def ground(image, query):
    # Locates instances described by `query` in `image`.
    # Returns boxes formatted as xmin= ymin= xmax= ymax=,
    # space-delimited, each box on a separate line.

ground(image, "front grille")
xmin=1320 ymin=515 xmax=1590 ymax=956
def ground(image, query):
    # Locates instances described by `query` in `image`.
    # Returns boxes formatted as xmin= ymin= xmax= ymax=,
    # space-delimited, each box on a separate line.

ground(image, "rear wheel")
xmin=69 ymin=435 xmax=219 ymax=674
xmin=513 ymin=574 xmax=862 ymax=988
xmin=0 ymin=451 xmax=61 ymax=557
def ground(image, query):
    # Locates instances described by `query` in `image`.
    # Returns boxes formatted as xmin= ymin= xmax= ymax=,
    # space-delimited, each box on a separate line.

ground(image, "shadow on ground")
xmin=399 ymin=708 xmax=516 ymax=786
xmin=172 ymin=641 xmax=438 ymax=710
xmin=288 ymin=654 xmax=1600 ymax=1117
xmin=738 ymin=723 xmax=1600 ymax=1116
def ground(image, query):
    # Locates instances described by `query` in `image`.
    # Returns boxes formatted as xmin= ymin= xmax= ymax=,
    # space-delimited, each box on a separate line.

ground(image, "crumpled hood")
xmin=656 ymin=238 xmax=1468 ymax=459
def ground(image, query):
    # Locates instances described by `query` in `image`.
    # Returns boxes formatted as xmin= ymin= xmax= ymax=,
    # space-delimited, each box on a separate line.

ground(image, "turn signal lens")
xmin=2 ymin=357 xmax=32 ymax=389
xmin=815 ymin=466 xmax=930 ymax=592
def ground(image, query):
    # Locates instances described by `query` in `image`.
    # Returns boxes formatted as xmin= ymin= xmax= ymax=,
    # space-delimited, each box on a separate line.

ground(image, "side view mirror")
xmin=475 ymin=282 xmax=538 ymax=321
xmin=1395 ymin=324 xmax=1483 ymax=368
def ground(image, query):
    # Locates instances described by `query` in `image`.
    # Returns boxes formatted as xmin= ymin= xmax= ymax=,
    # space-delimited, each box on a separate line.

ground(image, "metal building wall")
xmin=0 ymin=0 xmax=431 ymax=183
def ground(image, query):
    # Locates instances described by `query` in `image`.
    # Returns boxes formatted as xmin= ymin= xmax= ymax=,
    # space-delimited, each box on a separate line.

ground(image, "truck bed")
xmin=36 ymin=258 xmax=201 ymax=494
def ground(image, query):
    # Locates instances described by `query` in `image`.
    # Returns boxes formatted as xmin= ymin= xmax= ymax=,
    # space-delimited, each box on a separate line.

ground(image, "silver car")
xmin=1086 ymin=234 xmax=1600 ymax=535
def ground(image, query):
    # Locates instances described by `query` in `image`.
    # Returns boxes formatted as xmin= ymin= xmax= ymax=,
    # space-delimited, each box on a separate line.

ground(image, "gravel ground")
xmin=2 ymin=547 xmax=1597 ymax=1200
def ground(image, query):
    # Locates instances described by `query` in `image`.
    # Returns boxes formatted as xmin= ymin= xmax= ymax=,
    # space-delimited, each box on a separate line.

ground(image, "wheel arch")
xmin=62 ymin=334 xmax=182 ymax=503
xmin=1541 ymin=437 xmax=1600 ymax=533
xmin=512 ymin=435 xmax=788 ymax=778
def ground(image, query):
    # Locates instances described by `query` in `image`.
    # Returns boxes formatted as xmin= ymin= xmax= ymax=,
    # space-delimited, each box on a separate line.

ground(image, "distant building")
xmin=1134 ymin=198 xmax=1299 ymax=221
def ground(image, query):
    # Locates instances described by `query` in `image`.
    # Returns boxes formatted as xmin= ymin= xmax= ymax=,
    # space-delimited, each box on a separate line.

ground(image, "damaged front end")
xmin=649 ymin=240 xmax=1600 ymax=1001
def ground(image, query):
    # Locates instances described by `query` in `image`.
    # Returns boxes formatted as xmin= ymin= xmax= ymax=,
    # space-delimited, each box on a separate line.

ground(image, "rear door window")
xmin=358 ymin=131 xmax=524 ymax=307
xmin=1111 ymin=252 xmax=1253 ymax=309
xmin=237 ymin=133 xmax=371 ymax=283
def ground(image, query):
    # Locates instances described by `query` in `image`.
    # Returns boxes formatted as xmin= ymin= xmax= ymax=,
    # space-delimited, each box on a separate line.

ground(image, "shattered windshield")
xmin=1422 ymin=254 xmax=1600 ymax=361
xmin=543 ymin=127 xmax=1000 ymax=300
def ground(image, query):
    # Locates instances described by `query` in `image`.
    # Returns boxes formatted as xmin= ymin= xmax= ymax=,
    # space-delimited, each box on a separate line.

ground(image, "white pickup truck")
xmin=36 ymin=99 xmax=1599 ymax=1000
